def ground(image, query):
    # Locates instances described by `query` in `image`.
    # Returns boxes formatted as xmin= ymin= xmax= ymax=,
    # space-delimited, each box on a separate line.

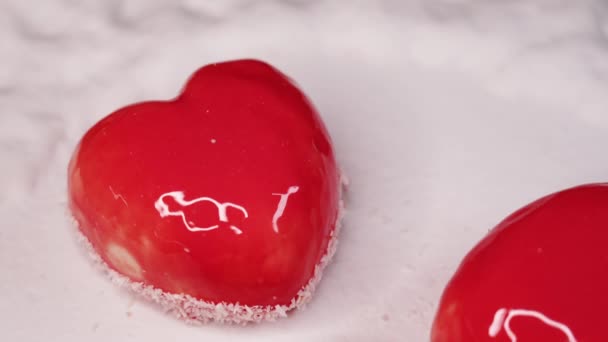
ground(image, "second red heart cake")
xmin=68 ymin=59 xmax=344 ymax=323
xmin=431 ymin=183 xmax=608 ymax=341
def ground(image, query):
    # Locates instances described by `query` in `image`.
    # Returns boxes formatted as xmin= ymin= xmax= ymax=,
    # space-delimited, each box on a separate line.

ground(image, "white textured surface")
xmin=2 ymin=0 xmax=608 ymax=341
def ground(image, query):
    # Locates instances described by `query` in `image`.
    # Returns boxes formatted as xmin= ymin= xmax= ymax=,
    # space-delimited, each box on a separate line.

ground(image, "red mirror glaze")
xmin=68 ymin=59 xmax=343 ymax=323
xmin=432 ymin=183 xmax=608 ymax=342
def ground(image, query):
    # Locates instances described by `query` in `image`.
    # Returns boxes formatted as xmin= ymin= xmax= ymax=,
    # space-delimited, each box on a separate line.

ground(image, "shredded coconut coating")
xmin=72 ymin=175 xmax=347 ymax=324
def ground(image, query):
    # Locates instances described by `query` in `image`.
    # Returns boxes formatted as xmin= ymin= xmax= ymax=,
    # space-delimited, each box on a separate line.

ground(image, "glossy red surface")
xmin=431 ymin=183 xmax=608 ymax=342
xmin=68 ymin=60 xmax=340 ymax=308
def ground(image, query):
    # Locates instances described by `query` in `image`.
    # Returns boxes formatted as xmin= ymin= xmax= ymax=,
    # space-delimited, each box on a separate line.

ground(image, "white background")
xmin=2 ymin=0 xmax=608 ymax=341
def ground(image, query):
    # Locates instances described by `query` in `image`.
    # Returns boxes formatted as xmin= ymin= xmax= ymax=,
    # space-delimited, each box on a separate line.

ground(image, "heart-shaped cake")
xmin=68 ymin=59 xmax=345 ymax=324
xmin=431 ymin=183 xmax=608 ymax=341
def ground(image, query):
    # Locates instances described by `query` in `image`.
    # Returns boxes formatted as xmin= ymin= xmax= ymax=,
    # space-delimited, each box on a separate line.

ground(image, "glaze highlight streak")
xmin=489 ymin=308 xmax=577 ymax=342
xmin=271 ymin=186 xmax=299 ymax=233
xmin=155 ymin=191 xmax=248 ymax=234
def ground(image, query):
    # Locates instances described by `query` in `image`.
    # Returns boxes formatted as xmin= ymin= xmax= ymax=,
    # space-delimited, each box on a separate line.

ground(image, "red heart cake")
xmin=431 ymin=183 xmax=608 ymax=341
xmin=68 ymin=59 xmax=345 ymax=324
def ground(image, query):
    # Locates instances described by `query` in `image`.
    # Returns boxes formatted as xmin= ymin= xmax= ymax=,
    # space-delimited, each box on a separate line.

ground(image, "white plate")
xmin=2 ymin=1 xmax=608 ymax=341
